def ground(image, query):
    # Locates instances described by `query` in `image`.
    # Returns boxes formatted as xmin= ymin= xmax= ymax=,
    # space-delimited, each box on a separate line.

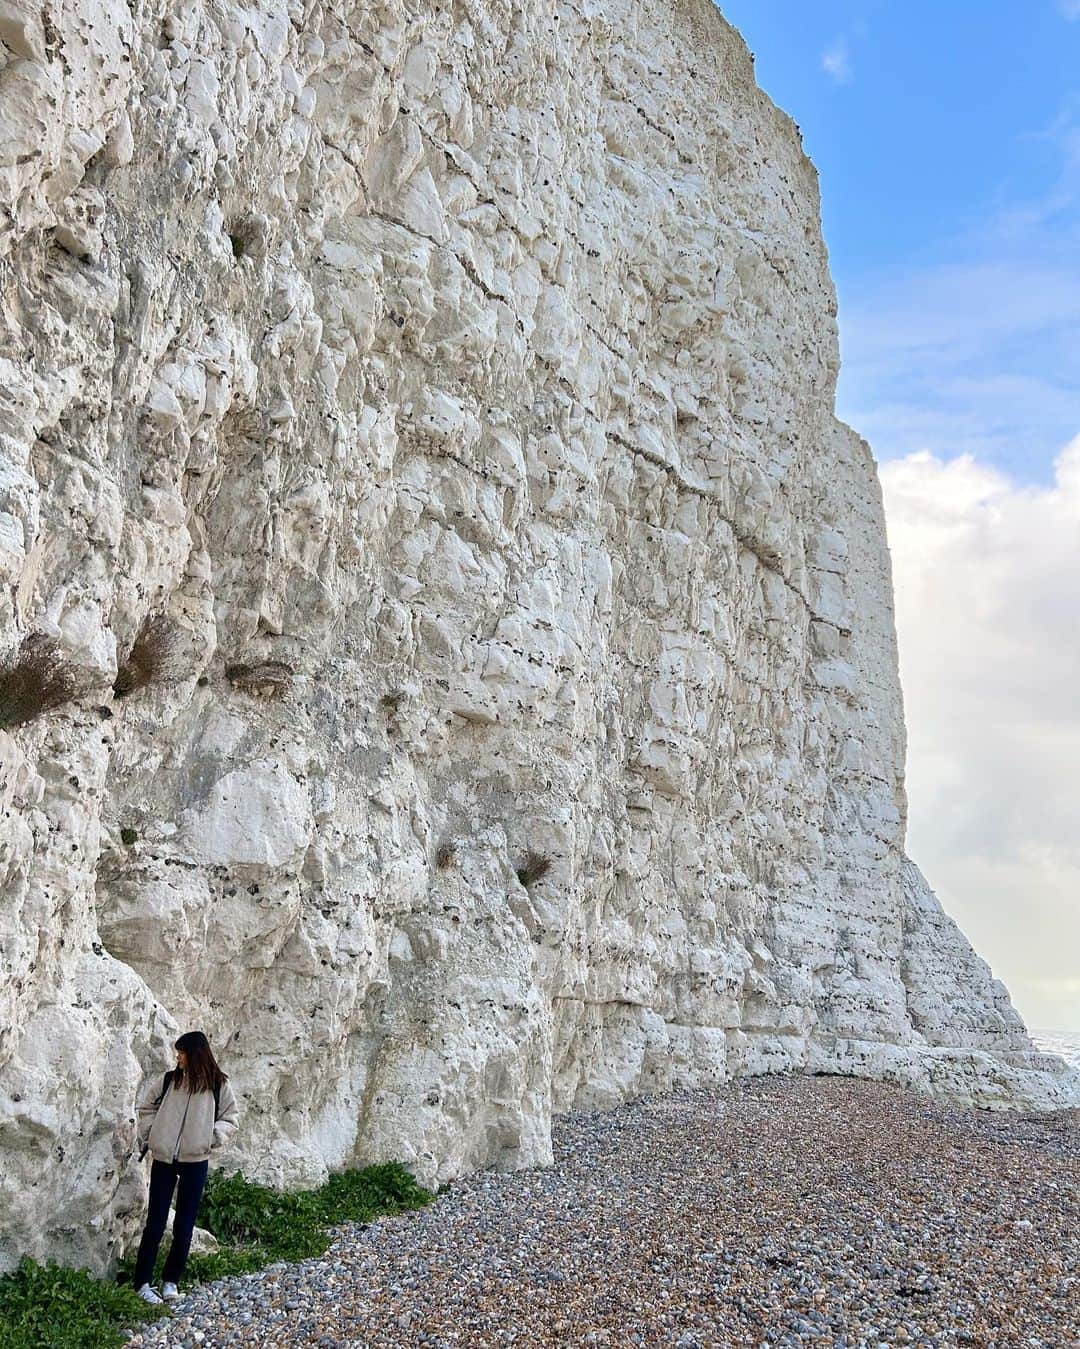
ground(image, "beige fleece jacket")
xmin=137 ymin=1072 xmax=239 ymax=1164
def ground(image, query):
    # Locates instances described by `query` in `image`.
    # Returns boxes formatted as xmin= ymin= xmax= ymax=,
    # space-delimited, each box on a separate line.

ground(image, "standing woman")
xmin=132 ymin=1030 xmax=239 ymax=1304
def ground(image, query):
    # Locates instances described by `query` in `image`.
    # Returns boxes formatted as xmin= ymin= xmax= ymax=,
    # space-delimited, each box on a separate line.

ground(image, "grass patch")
xmin=119 ymin=1162 xmax=434 ymax=1286
xmin=8 ymin=1163 xmax=434 ymax=1347
xmin=195 ymin=1161 xmax=433 ymax=1265
xmin=0 ymin=1258 xmax=167 ymax=1349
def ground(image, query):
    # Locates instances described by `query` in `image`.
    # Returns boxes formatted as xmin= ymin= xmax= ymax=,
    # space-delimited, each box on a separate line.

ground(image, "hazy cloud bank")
xmin=881 ymin=437 xmax=1080 ymax=1031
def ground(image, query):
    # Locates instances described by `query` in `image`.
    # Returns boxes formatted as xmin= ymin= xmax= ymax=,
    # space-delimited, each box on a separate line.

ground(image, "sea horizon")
xmin=1031 ymin=1028 xmax=1080 ymax=1071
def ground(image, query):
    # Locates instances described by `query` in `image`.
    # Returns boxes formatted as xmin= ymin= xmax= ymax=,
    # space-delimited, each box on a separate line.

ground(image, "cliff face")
xmin=1 ymin=0 xmax=1075 ymax=1272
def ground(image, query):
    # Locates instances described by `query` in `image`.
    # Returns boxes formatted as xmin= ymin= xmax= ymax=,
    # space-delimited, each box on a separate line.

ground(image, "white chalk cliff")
xmin=1 ymin=0 xmax=1076 ymax=1274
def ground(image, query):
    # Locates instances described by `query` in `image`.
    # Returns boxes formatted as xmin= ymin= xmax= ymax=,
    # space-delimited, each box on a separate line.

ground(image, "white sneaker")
xmin=136 ymin=1283 xmax=163 ymax=1305
xmin=162 ymin=1282 xmax=180 ymax=1302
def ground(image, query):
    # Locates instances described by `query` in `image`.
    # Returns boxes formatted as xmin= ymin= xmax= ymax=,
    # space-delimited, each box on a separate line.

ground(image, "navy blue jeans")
xmin=133 ymin=1159 xmax=208 ymax=1287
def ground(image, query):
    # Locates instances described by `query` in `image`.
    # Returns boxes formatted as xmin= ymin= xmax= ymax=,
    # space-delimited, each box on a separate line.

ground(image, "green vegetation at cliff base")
xmin=0 ymin=1162 xmax=433 ymax=1349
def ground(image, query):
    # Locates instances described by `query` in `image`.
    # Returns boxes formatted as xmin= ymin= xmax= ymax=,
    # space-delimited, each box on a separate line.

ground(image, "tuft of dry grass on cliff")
xmin=0 ymin=634 xmax=78 ymax=729
xmin=225 ymin=660 xmax=294 ymax=698
xmin=113 ymin=613 xmax=185 ymax=698
xmin=516 ymin=851 xmax=552 ymax=888
xmin=435 ymin=840 xmax=457 ymax=870
xmin=226 ymin=212 xmax=269 ymax=262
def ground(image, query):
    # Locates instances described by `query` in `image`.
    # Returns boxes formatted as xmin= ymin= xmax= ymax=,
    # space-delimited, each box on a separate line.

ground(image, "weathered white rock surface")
xmin=1 ymin=0 xmax=1076 ymax=1274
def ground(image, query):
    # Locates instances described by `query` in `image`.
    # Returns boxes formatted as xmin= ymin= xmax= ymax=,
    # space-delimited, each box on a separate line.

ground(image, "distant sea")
xmin=1031 ymin=1030 xmax=1080 ymax=1071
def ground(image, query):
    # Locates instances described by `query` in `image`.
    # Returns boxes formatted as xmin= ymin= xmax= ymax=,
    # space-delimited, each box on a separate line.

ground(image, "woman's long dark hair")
xmin=174 ymin=1030 xmax=228 ymax=1095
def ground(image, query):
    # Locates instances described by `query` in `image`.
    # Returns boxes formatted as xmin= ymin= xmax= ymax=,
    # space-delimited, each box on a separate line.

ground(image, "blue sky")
xmin=718 ymin=0 xmax=1080 ymax=484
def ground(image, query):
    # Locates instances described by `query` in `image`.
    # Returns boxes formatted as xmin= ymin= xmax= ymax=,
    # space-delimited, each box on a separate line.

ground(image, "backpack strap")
xmin=138 ymin=1071 xmax=174 ymax=1159
xmin=153 ymin=1069 xmax=220 ymax=1115
xmin=154 ymin=1069 xmax=174 ymax=1109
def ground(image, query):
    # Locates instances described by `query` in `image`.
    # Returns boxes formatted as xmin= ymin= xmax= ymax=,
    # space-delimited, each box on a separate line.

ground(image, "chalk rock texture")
xmin=1 ymin=0 xmax=1076 ymax=1273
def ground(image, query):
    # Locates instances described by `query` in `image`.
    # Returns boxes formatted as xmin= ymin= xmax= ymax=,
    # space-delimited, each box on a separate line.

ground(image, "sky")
xmin=718 ymin=2 xmax=1080 ymax=1031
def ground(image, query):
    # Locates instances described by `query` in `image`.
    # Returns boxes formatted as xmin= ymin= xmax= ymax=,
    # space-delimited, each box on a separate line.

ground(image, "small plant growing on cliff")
xmin=225 ymin=660 xmax=294 ymax=699
xmin=516 ymin=851 xmax=552 ymax=888
xmin=113 ymin=613 xmax=184 ymax=698
xmin=226 ymin=212 xmax=268 ymax=262
xmin=435 ymin=840 xmax=457 ymax=870
xmin=0 ymin=634 xmax=77 ymax=730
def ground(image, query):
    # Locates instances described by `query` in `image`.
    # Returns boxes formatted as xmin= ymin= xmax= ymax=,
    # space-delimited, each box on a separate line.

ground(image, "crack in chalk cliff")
xmin=602 ymin=427 xmax=812 ymax=609
xmin=323 ymin=131 xmax=528 ymax=338
xmin=553 ymin=996 xmax=650 ymax=1009
xmin=336 ymin=129 xmax=814 ymax=625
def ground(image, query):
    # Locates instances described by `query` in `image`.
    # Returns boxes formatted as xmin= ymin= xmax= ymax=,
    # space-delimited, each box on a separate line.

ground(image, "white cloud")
xmin=880 ymin=437 xmax=1080 ymax=1031
xmin=821 ymin=38 xmax=852 ymax=84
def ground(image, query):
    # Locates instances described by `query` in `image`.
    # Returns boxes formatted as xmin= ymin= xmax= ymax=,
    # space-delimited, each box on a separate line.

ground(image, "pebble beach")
xmin=127 ymin=1076 xmax=1078 ymax=1349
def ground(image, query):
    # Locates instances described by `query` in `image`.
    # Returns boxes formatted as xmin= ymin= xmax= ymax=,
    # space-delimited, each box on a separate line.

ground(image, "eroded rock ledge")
xmin=1 ymin=0 xmax=1075 ymax=1272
